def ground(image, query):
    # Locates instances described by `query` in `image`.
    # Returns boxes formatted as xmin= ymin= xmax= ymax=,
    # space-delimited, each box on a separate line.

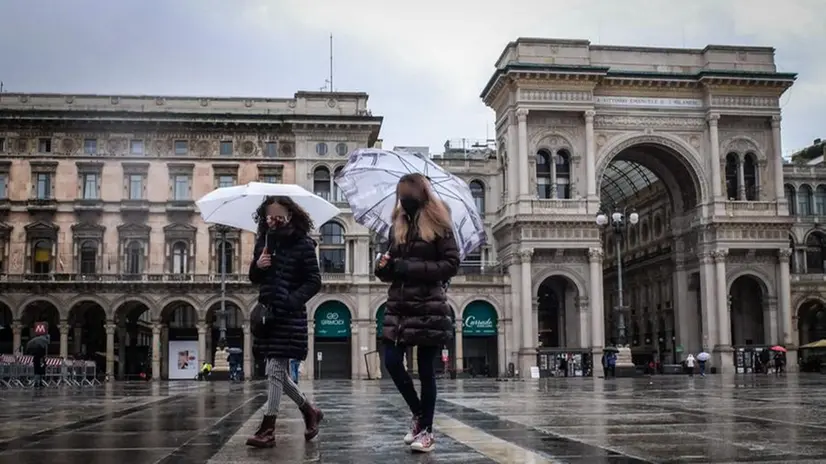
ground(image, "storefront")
xmin=313 ymin=301 xmax=352 ymax=379
xmin=461 ymin=301 xmax=498 ymax=377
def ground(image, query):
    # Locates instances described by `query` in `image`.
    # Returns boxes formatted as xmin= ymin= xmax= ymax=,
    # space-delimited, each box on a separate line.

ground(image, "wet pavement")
xmin=1 ymin=375 xmax=826 ymax=463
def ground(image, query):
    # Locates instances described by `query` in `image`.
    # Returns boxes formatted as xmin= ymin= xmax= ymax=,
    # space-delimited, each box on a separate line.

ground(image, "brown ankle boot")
xmin=299 ymin=402 xmax=324 ymax=441
xmin=245 ymin=415 xmax=276 ymax=448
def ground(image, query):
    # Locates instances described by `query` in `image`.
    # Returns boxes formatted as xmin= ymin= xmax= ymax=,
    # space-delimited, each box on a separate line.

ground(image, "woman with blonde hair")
xmin=375 ymin=173 xmax=460 ymax=453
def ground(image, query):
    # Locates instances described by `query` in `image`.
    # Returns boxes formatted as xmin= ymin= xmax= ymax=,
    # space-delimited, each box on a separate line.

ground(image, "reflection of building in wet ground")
xmin=1 ymin=37 xmax=825 ymax=380
xmin=2 ymin=377 xmax=826 ymax=462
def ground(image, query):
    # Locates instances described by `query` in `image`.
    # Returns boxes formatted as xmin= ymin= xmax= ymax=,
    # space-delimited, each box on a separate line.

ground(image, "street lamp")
xmin=595 ymin=207 xmax=639 ymax=347
xmin=214 ymin=224 xmax=231 ymax=347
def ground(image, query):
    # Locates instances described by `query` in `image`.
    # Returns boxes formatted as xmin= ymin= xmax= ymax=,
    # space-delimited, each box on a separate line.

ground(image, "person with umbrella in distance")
xmin=26 ymin=325 xmax=50 ymax=388
xmin=696 ymin=351 xmax=710 ymax=376
xmin=375 ymin=173 xmax=461 ymax=453
xmin=245 ymin=196 xmax=324 ymax=449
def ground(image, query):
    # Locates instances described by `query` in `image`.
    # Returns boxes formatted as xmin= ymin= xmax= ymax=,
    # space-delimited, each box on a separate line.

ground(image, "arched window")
xmin=32 ymin=239 xmax=52 ymax=274
xmin=79 ymin=240 xmax=97 ymax=274
xmin=641 ymin=222 xmax=650 ymax=243
xmin=743 ymin=153 xmax=758 ymax=201
xmin=725 ymin=153 xmax=739 ymax=200
xmin=126 ymin=241 xmax=144 ymax=275
xmin=789 ymin=236 xmax=796 ymax=273
xmin=798 ymin=185 xmax=813 ymax=216
xmin=653 ymin=215 xmax=663 ymax=237
xmin=470 ymin=180 xmax=485 ymax=216
xmin=215 ymin=240 xmax=234 ymax=274
xmin=555 ymin=149 xmax=571 ymax=199
xmin=806 ymin=232 xmax=826 ymax=274
xmin=815 ymin=186 xmax=826 ymax=216
xmin=332 ymin=166 xmax=346 ymax=203
xmin=535 ymin=150 xmax=552 ymax=199
xmin=785 ymin=184 xmax=797 ymax=215
xmin=319 ymin=222 xmax=345 ymax=273
xmin=313 ymin=167 xmax=331 ymax=201
xmin=171 ymin=241 xmax=188 ymax=274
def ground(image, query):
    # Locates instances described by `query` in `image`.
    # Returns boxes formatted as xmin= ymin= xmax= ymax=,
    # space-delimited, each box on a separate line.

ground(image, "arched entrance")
xmin=729 ymin=275 xmax=767 ymax=346
xmin=537 ymin=276 xmax=578 ymax=348
xmin=461 ymin=300 xmax=498 ymax=377
xmin=313 ymin=301 xmax=352 ymax=379
xmin=205 ymin=302 xmax=244 ymax=357
xmin=114 ymin=300 xmax=153 ymax=380
xmin=0 ymin=303 xmax=12 ymax=353
xmin=20 ymin=300 xmax=60 ymax=355
xmin=161 ymin=301 xmax=198 ymax=380
xmin=68 ymin=301 xmax=106 ymax=374
xmin=798 ymin=300 xmax=826 ymax=346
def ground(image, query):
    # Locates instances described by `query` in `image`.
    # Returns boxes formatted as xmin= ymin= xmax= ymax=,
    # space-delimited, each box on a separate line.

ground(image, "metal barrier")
xmin=0 ymin=355 xmax=101 ymax=388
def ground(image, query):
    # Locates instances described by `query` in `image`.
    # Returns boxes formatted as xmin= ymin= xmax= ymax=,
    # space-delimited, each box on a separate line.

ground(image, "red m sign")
xmin=34 ymin=321 xmax=48 ymax=335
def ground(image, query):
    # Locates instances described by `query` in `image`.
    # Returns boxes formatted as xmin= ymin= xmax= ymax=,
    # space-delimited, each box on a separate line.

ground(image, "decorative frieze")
xmin=520 ymin=89 xmax=592 ymax=103
xmin=593 ymin=115 xmax=706 ymax=130
xmin=710 ymin=95 xmax=779 ymax=108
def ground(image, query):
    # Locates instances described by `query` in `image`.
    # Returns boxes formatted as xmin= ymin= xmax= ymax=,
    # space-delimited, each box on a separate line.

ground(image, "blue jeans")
xmin=289 ymin=359 xmax=300 ymax=384
xmin=384 ymin=343 xmax=439 ymax=430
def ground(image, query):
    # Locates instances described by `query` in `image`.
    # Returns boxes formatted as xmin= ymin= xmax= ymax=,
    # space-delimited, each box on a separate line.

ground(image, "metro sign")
xmin=34 ymin=321 xmax=48 ymax=335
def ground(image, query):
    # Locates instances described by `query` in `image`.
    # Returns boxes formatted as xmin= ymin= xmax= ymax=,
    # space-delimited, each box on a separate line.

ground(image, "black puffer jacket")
xmin=376 ymin=227 xmax=460 ymax=347
xmin=249 ymin=227 xmax=321 ymax=360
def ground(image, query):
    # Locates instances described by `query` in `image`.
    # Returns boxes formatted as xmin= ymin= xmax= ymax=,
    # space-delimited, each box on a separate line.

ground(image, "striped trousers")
xmin=264 ymin=357 xmax=307 ymax=416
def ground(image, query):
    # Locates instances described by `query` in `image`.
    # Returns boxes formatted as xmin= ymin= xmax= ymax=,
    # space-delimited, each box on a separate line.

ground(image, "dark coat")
xmin=375 ymin=226 xmax=460 ymax=347
xmin=249 ymin=227 xmax=321 ymax=361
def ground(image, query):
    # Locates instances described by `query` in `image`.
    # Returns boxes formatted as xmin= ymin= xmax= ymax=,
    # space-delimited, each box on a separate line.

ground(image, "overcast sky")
xmin=1 ymin=0 xmax=823 ymax=155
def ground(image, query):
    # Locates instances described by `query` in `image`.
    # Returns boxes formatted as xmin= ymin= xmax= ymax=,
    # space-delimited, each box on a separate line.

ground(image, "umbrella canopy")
xmin=696 ymin=352 xmax=710 ymax=361
xmin=196 ymin=182 xmax=340 ymax=232
xmin=800 ymin=339 xmax=826 ymax=349
xmin=334 ymin=148 xmax=487 ymax=259
xmin=25 ymin=334 xmax=50 ymax=357
xmin=770 ymin=345 xmax=787 ymax=353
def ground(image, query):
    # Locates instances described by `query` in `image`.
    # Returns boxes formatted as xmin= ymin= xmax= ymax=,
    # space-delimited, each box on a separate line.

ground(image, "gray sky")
xmin=1 ymin=0 xmax=823 ymax=155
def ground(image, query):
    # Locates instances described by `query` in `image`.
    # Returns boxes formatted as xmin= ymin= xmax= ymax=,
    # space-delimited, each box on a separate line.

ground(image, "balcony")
xmin=166 ymin=200 xmax=196 ymax=214
xmin=723 ymin=201 xmax=777 ymax=217
xmin=75 ymin=198 xmax=104 ymax=212
xmin=1 ymin=273 xmax=249 ymax=284
xmin=121 ymin=199 xmax=150 ymax=212
xmin=26 ymin=198 xmax=58 ymax=213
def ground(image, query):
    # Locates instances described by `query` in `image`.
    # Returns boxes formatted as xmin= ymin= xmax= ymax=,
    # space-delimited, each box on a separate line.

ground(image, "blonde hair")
xmin=392 ymin=173 xmax=452 ymax=244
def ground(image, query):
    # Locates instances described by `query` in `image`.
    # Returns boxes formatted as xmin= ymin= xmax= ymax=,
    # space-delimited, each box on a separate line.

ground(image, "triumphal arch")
xmin=483 ymin=38 xmax=796 ymax=375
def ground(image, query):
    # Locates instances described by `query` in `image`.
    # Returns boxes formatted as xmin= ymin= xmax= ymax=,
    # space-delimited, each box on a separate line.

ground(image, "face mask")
xmin=400 ymin=197 xmax=421 ymax=216
xmin=268 ymin=215 xmax=289 ymax=229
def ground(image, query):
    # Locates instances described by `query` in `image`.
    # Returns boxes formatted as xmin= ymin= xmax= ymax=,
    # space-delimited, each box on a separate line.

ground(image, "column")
xmin=242 ymin=323 xmax=252 ymax=381
xmin=196 ymin=322 xmax=208 ymax=366
xmin=673 ymin=260 xmax=694 ymax=352
xmin=771 ymin=115 xmax=785 ymax=202
xmin=698 ymin=253 xmax=717 ymax=352
xmin=151 ymin=323 xmax=161 ymax=381
xmin=508 ymin=262 xmax=522 ymax=367
xmin=588 ymin=248 xmax=604 ymax=351
xmin=778 ymin=248 xmax=796 ymax=370
xmin=584 ymin=110 xmax=597 ymax=201
xmin=454 ymin=326 xmax=464 ymax=373
xmin=519 ymin=247 xmax=534 ymax=378
xmin=507 ymin=113 xmax=519 ymax=204
xmin=550 ymin=157 xmax=557 ymax=199
xmin=737 ymin=157 xmax=746 ymax=200
xmin=118 ymin=326 xmax=127 ymax=378
xmin=707 ymin=113 xmax=722 ymax=200
xmin=497 ymin=325 xmax=506 ymax=377
xmin=516 ymin=108 xmax=530 ymax=199
xmin=356 ymin=237 xmax=370 ymax=275
xmin=59 ymin=320 xmax=70 ymax=359
xmin=350 ymin=321 xmax=360 ymax=379
xmin=307 ymin=324 xmax=315 ymax=380
xmin=577 ymin=298 xmax=589 ymax=349
xmin=713 ymin=249 xmax=730 ymax=348
xmin=105 ymin=322 xmax=116 ymax=380
xmin=73 ymin=327 xmax=82 ymax=354
xmin=12 ymin=322 xmax=22 ymax=354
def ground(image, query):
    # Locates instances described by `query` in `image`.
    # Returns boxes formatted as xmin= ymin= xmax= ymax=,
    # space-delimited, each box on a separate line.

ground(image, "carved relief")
xmin=711 ymin=95 xmax=778 ymax=108
xmin=520 ymin=90 xmax=592 ymax=103
xmin=107 ymin=138 xmax=128 ymax=155
xmin=195 ymin=140 xmax=212 ymax=158
xmin=152 ymin=139 xmax=173 ymax=156
xmin=241 ymin=141 xmax=256 ymax=156
xmin=61 ymin=138 xmax=77 ymax=154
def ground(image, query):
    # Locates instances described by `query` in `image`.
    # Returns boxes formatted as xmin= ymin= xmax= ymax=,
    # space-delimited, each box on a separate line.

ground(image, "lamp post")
xmin=215 ymin=224 xmax=230 ymax=347
xmin=595 ymin=207 xmax=639 ymax=348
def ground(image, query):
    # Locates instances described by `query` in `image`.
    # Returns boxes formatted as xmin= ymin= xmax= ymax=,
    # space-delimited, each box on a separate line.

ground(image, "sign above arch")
xmin=314 ymin=301 xmax=351 ymax=338
xmin=462 ymin=301 xmax=498 ymax=337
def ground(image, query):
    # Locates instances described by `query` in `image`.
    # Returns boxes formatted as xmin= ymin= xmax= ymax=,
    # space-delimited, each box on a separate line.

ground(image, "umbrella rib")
xmin=201 ymin=195 xmax=248 ymax=225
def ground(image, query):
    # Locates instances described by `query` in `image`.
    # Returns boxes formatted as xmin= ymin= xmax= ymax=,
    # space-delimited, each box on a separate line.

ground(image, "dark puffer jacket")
xmin=249 ymin=227 xmax=321 ymax=360
xmin=376 ymin=227 xmax=460 ymax=347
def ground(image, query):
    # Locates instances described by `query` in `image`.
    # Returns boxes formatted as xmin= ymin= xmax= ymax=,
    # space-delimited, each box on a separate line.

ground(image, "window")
xmin=535 ymin=150 xmax=552 ymax=199
xmin=785 ymin=184 xmax=797 ymax=215
xmin=313 ymin=167 xmax=331 ymax=200
xmin=35 ymin=173 xmax=51 ymax=199
xmin=725 ymin=153 xmax=739 ymax=200
xmin=125 ymin=241 xmax=144 ymax=274
xmin=470 ymin=180 xmax=485 ymax=215
xmin=173 ymin=175 xmax=191 ymax=200
xmin=171 ymin=241 xmax=189 ymax=274
xmin=84 ymin=139 xmax=97 ymax=155
xmin=128 ymin=174 xmax=144 ymax=200
xmin=798 ymin=185 xmax=813 ymax=216
xmin=743 ymin=153 xmax=758 ymax=201
xmin=0 ymin=173 xmax=6 ymax=199
xmin=264 ymin=142 xmax=278 ymax=158
xmin=174 ymin=140 xmax=188 ymax=155
xmin=220 ymin=141 xmax=233 ymax=156
xmin=79 ymin=241 xmax=97 ymax=274
xmin=316 ymin=143 xmax=328 ymax=156
xmin=335 ymin=143 xmax=348 ymax=156
xmin=806 ymin=232 xmax=826 ymax=274
xmin=38 ymin=138 xmax=52 ymax=153
xmin=260 ymin=175 xmax=279 ymax=184
xmin=555 ymin=150 xmax=571 ymax=199
xmin=461 ymin=250 xmax=483 ymax=274
xmin=217 ymin=175 xmax=235 ymax=188
xmin=32 ymin=239 xmax=52 ymax=274
xmin=130 ymin=140 xmax=144 ymax=155
xmin=332 ymin=166 xmax=346 ymax=203
xmin=319 ymin=222 xmax=345 ymax=273
xmin=815 ymin=186 xmax=826 ymax=216
xmin=82 ymin=173 xmax=99 ymax=200
xmin=0 ymin=138 xmax=4 ymax=152
xmin=215 ymin=240 xmax=234 ymax=274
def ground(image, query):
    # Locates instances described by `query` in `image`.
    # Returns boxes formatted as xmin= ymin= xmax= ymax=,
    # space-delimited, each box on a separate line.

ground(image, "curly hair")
xmin=392 ymin=173 xmax=452 ymax=244
xmin=252 ymin=196 xmax=314 ymax=238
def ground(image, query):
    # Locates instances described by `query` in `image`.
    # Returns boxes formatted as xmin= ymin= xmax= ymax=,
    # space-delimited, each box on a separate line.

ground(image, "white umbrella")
xmin=696 ymin=352 xmax=710 ymax=362
xmin=196 ymin=182 xmax=341 ymax=232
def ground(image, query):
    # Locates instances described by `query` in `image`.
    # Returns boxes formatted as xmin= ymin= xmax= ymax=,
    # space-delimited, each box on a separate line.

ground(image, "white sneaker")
xmin=403 ymin=416 xmax=422 ymax=445
xmin=410 ymin=430 xmax=435 ymax=453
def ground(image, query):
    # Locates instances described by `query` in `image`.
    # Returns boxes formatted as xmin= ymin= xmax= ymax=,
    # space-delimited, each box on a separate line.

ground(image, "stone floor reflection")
xmin=1 ymin=375 xmax=826 ymax=463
